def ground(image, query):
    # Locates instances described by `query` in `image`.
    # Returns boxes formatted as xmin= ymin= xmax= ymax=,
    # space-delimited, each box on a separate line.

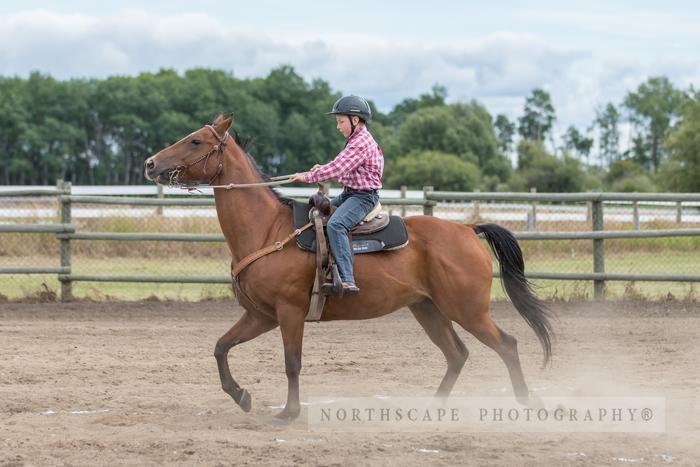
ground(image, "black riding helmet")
xmin=327 ymin=95 xmax=372 ymax=123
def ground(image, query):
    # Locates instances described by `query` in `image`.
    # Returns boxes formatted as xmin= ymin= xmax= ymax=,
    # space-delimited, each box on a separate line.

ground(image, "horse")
xmin=144 ymin=114 xmax=553 ymax=421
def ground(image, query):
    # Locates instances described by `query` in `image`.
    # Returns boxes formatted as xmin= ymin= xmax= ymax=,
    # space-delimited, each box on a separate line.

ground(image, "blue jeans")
xmin=327 ymin=188 xmax=380 ymax=283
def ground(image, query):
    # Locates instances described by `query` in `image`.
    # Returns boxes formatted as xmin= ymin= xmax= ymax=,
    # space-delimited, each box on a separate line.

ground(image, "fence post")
xmin=59 ymin=181 xmax=73 ymax=301
xmin=676 ymin=201 xmax=682 ymax=223
xmin=633 ymin=201 xmax=640 ymax=230
xmin=529 ymin=187 xmax=537 ymax=231
xmin=592 ymin=196 xmax=605 ymax=300
xmin=156 ymin=184 xmax=164 ymax=216
xmin=400 ymin=185 xmax=407 ymax=217
xmin=423 ymin=186 xmax=434 ymax=216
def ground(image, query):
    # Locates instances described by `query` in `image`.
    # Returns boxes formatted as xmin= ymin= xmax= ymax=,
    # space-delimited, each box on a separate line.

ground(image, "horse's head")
xmin=144 ymin=114 xmax=233 ymax=186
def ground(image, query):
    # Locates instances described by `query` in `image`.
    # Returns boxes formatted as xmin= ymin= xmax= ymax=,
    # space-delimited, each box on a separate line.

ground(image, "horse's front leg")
xmin=214 ymin=311 xmax=278 ymax=412
xmin=274 ymin=305 xmax=306 ymax=421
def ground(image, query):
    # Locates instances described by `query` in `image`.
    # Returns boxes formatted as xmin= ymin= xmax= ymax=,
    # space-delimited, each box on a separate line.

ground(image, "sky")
xmin=1 ymin=0 xmax=699 ymax=141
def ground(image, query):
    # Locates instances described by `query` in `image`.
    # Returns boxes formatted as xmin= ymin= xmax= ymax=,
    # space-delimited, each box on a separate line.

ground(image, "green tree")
xmin=517 ymin=88 xmax=555 ymax=142
xmin=367 ymin=121 xmax=400 ymax=163
xmin=623 ymin=76 xmax=686 ymax=171
xmin=385 ymin=150 xmax=481 ymax=191
xmin=593 ymin=103 xmax=620 ymax=166
xmin=494 ymin=114 xmax=516 ymax=154
xmin=0 ymin=76 xmax=30 ymax=184
xmin=562 ymin=125 xmax=593 ymax=162
xmin=604 ymin=159 xmax=656 ymax=192
xmin=251 ymin=67 xmax=339 ymax=174
xmin=658 ymin=94 xmax=700 ymax=191
xmin=5 ymin=72 xmax=90 ymax=184
xmin=513 ymin=140 xmax=587 ymax=192
xmin=385 ymin=84 xmax=447 ymax=126
xmin=0 ymin=67 xmax=337 ymax=184
xmin=395 ymin=102 xmax=511 ymax=183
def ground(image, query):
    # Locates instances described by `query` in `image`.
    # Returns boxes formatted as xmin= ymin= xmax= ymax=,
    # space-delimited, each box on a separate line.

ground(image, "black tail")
xmin=474 ymin=223 xmax=554 ymax=365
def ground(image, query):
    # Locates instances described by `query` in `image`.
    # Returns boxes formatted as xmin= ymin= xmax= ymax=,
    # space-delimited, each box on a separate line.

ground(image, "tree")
xmin=385 ymin=84 xmax=447 ymax=126
xmin=255 ymin=65 xmax=311 ymax=120
xmin=494 ymin=114 xmax=515 ymax=154
xmin=0 ymin=66 xmax=349 ymax=185
xmin=385 ymin=150 xmax=481 ymax=191
xmin=513 ymin=140 xmax=587 ymax=192
xmin=562 ymin=126 xmax=594 ymax=162
xmin=517 ymin=88 xmax=555 ymax=142
xmin=593 ymin=103 xmax=620 ymax=166
xmin=395 ymin=102 xmax=511 ymax=183
xmin=604 ymin=159 xmax=656 ymax=192
xmin=367 ymin=121 xmax=400 ymax=163
xmin=251 ymin=68 xmax=339 ymax=174
xmin=658 ymin=93 xmax=700 ymax=191
xmin=623 ymin=76 xmax=686 ymax=171
xmin=0 ymin=76 xmax=30 ymax=184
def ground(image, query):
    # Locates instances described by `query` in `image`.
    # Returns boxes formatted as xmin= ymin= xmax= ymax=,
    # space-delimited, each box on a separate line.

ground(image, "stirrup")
xmin=320 ymin=263 xmax=343 ymax=296
xmin=341 ymin=282 xmax=360 ymax=296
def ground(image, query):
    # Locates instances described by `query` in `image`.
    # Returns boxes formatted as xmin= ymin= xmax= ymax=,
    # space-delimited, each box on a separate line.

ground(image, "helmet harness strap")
xmin=349 ymin=115 xmax=357 ymax=138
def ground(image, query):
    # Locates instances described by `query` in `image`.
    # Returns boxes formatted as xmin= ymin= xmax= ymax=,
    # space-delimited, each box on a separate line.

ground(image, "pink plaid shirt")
xmin=303 ymin=125 xmax=383 ymax=190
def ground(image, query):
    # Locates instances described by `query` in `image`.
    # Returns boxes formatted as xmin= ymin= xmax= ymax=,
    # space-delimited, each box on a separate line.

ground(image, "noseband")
xmin=169 ymin=125 xmax=228 ymax=186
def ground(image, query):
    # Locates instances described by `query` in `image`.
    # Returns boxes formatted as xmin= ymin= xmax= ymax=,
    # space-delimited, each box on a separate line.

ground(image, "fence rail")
xmin=56 ymin=232 xmax=224 ymax=242
xmin=427 ymin=190 xmax=700 ymax=202
xmin=512 ymin=229 xmax=700 ymax=240
xmin=0 ymin=224 xmax=75 ymax=233
xmin=1 ymin=183 xmax=699 ymax=300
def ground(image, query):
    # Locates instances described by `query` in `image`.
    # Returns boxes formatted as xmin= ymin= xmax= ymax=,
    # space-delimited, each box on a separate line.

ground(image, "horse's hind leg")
xmin=214 ymin=311 xmax=278 ymax=412
xmin=409 ymin=299 xmax=468 ymax=398
xmin=458 ymin=312 xmax=529 ymax=402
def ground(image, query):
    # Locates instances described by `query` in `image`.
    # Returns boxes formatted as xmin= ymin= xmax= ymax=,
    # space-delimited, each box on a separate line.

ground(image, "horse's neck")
xmin=213 ymin=145 xmax=289 ymax=263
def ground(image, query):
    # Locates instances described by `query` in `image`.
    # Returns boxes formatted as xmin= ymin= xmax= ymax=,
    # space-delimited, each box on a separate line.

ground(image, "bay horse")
xmin=144 ymin=114 xmax=553 ymax=421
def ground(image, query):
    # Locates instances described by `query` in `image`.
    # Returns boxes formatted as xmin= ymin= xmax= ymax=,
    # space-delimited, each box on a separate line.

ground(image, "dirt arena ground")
xmin=1 ymin=299 xmax=699 ymax=466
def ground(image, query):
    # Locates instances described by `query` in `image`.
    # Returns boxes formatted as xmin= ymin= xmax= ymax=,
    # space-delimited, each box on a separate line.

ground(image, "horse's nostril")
xmin=146 ymin=159 xmax=155 ymax=170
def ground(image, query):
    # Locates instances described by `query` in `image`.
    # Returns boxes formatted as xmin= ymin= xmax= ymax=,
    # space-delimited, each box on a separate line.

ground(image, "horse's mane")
xmin=231 ymin=128 xmax=294 ymax=209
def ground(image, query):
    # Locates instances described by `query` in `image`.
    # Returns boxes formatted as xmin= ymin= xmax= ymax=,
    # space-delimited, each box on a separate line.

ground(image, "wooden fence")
xmin=1 ymin=183 xmax=699 ymax=301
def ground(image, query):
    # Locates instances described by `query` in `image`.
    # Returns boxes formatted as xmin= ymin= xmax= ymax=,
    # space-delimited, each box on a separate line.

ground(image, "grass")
xmin=2 ymin=212 xmax=699 ymax=257
xmin=1 ymin=204 xmax=697 ymax=301
xmin=0 ymin=255 xmax=233 ymax=301
xmin=1 ymin=250 xmax=697 ymax=301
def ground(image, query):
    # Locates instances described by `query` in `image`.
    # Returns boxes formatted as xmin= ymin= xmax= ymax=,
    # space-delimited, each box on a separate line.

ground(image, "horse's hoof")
xmin=273 ymin=408 xmax=299 ymax=423
xmin=271 ymin=416 xmax=293 ymax=426
xmin=517 ymin=392 xmax=544 ymax=409
xmin=237 ymin=388 xmax=252 ymax=412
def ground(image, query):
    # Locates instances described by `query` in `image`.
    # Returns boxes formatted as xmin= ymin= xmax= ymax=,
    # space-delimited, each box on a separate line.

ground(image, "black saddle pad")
xmin=291 ymin=200 xmax=409 ymax=254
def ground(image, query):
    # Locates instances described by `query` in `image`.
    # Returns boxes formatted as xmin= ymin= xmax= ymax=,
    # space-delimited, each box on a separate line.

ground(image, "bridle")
xmin=164 ymin=125 xmax=293 ymax=190
xmin=167 ymin=125 xmax=228 ymax=187
xmin=155 ymin=122 xmax=315 ymax=313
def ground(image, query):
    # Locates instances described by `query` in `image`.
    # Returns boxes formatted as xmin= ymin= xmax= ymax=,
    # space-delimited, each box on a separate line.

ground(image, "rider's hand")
xmin=290 ymin=173 xmax=307 ymax=183
xmin=311 ymin=164 xmax=321 ymax=171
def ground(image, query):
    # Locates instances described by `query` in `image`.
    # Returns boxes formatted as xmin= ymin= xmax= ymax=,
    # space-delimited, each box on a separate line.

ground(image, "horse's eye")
xmin=191 ymin=139 xmax=202 ymax=146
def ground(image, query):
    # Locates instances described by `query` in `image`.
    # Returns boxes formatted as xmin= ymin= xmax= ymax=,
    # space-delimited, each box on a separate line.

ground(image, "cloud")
xmin=1 ymin=8 xmax=698 ymax=134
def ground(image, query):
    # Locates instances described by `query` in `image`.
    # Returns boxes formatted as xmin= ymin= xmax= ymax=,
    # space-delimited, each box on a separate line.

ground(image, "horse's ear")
xmin=213 ymin=113 xmax=233 ymax=133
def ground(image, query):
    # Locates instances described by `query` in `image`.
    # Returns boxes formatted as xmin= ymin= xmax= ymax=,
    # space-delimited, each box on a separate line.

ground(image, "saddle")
xmin=292 ymin=193 xmax=409 ymax=321
xmin=305 ymin=192 xmax=390 ymax=233
xmin=292 ymin=196 xmax=409 ymax=255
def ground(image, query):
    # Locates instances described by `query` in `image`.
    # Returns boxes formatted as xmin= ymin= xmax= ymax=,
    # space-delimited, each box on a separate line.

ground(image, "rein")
xmin=165 ymin=125 xmax=295 ymax=191
xmin=163 ymin=123 xmax=311 ymax=312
